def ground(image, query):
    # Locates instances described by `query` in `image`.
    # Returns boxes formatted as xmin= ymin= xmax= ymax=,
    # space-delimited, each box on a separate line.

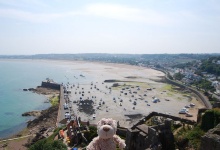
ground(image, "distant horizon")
xmin=0 ymin=53 xmax=220 ymax=56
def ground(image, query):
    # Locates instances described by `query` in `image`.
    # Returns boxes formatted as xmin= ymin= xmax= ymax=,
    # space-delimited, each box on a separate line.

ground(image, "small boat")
xmin=80 ymin=74 xmax=85 ymax=77
xmin=93 ymin=114 xmax=96 ymax=118
xmin=190 ymin=103 xmax=195 ymax=106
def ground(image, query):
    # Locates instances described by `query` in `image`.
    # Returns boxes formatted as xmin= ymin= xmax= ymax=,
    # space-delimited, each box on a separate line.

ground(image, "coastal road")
xmin=156 ymin=68 xmax=212 ymax=109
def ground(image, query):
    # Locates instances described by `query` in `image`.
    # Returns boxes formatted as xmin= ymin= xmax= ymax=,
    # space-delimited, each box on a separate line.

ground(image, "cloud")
xmin=0 ymin=8 xmax=81 ymax=23
xmin=83 ymin=3 xmax=173 ymax=25
xmin=0 ymin=3 xmax=173 ymax=25
xmin=0 ymin=8 xmax=63 ymax=23
xmin=0 ymin=0 xmax=48 ymax=8
xmin=84 ymin=3 xmax=145 ymax=22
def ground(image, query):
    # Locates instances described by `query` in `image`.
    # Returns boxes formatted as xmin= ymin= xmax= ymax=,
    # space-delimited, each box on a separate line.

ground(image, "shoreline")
xmin=0 ymin=86 xmax=59 ymax=139
xmin=0 ymin=59 xmax=206 ymax=149
xmin=0 ymin=105 xmax=59 ymax=150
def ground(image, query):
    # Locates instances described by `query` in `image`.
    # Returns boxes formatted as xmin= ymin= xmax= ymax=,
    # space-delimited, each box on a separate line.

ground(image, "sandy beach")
xmin=59 ymin=60 xmax=205 ymax=128
xmin=0 ymin=60 xmax=206 ymax=150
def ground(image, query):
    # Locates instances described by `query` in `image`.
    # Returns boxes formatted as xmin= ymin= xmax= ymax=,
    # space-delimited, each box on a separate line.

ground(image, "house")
xmin=66 ymin=118 xmax=89 ymax=145
xmin=212 ymin=81 xmax=220 ymax=95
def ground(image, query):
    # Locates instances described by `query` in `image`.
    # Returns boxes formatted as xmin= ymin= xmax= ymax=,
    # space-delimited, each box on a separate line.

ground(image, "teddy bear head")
xmin=97 ymin=118 xmax=117 ymax=139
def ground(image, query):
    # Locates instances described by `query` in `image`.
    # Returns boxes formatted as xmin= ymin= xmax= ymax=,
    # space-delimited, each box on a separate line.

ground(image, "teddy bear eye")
xmin=108 ymin=123 xmax=111 ymax=125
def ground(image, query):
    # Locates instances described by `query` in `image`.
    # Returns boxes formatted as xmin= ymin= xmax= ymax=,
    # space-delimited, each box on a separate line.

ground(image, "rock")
xmin=200 ymin=123 xmax=220 ymax=150
xmin=23 ymin=89 xmax=28 ymax=91
xmin=1 ymin=143 xmax=7 ymax=148
xmin=22 ymin=110 xmax=42 ymax=117
xmin=27 ymin=106 xmax=58 ymax=128
xmin=28 ymin=88 xmax=36 ymax=91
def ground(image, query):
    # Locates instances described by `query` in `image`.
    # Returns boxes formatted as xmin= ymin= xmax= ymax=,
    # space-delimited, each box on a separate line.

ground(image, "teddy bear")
xmin=87 ymin=118 xmax=126 ymax=150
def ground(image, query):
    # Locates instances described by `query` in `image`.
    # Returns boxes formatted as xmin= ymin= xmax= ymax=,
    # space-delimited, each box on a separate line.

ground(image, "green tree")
xmin=193 ymin=79 xmax=215 ymax=92
xmin=84 ymin=126 xmax=98 ymax=142
xmin=173 ymin=72 xmax=184 ymax=81
xmin=29 ymin=140 xmax=67 ymax=150
xmin=167 ymin=72 xmax=173 ymax=80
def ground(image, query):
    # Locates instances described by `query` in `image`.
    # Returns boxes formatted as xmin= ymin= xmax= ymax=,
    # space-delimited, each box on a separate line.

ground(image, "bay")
xmin=0 ymin=59 xmax=92 ymax=138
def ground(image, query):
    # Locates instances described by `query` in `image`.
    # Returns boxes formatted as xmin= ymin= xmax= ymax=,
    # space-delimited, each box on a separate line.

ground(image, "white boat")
xmin=190 ymin=103 xmax=195 ymax=106
xmin=93 ymin=114 xmax=96 ymax=118
xmin=152 ymin=98 xmax=160 ymax=103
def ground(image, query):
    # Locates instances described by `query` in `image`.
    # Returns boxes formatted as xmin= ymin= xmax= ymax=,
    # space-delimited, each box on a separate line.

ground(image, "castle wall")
xmin=41 ymin=81 xmax=61 ymax=90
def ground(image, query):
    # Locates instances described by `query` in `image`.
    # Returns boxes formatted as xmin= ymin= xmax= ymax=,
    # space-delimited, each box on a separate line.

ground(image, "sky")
xmin=0 ymin=0 xmax=220 ymax=55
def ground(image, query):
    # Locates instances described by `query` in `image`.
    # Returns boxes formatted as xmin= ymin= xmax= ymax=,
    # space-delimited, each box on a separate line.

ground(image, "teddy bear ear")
xmin=101 ymin=118 xmax=106 ymax=123
xmin=112 ymin=120 xmax=117 ymax=127
xmin=97 ymin=118 xmax=106 ymax=126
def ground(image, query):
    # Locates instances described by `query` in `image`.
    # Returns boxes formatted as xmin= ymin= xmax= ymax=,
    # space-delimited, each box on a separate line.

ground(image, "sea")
xmin=0 ymin=59 xmax=92 ymax=138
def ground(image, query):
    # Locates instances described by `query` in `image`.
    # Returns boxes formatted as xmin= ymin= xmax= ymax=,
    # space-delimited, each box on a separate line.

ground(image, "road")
xmin=154 ymin=68 xmax=212 ymax=109
xmin=57 ymin=85 xmax=76 ymax=126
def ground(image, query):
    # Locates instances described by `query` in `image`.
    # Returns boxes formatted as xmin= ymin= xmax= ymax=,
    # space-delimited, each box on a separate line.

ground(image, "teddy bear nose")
xmin=103 ymin=126 xmax=110 ymax=132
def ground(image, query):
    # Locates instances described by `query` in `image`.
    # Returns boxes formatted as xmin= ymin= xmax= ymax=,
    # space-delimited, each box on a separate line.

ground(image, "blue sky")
xmin=0 ymin=0 xmax=220 ymax=55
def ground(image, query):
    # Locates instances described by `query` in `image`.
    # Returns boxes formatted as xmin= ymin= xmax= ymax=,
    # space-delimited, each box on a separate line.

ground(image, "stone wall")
xmin=117 ymin=127 xmax=127 ymax=137
xmin=200 ymin=123 xmax=220 ymax=150
xmin=154 ymin=68 xmax=212 ymax=109
xmin=132 ymin=111 xmax=196 ymax=129
xmin=125 ymin=119 xmax=174 ymax=150
xmin=164 ymin=77 xmax=212 ymax=109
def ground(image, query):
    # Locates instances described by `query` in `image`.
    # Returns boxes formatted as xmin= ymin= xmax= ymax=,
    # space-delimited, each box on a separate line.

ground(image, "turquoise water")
xmin=0 ymin=60 xmax=92 ymax=138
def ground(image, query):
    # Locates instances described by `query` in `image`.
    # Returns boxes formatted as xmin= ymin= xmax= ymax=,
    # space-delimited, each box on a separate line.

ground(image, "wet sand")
xmin=60 ymin=61 xmax=205 ymax=128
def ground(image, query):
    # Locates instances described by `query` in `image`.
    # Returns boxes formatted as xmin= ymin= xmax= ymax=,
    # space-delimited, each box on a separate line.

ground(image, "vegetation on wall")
xmin=50 ymin=95 xmax=60 ymax=106
xmin=29 ymin=127 xmax=66 ymax=150
xmin=201 ymin=108 xmax=220 ymax=131
xmin=174 ymin=108 xmax=220 ymax=149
